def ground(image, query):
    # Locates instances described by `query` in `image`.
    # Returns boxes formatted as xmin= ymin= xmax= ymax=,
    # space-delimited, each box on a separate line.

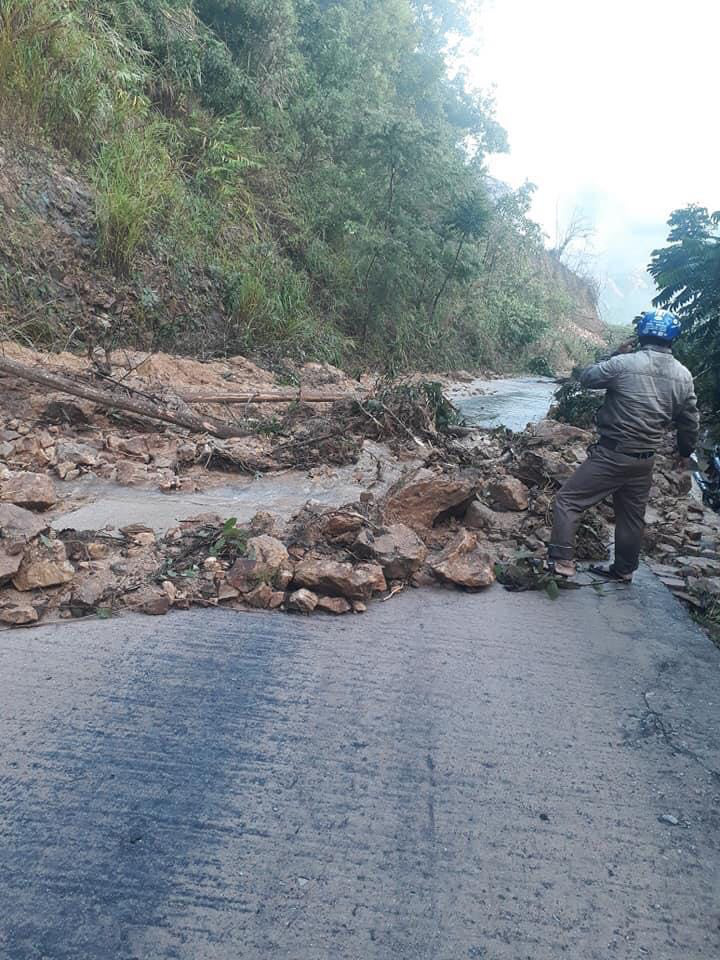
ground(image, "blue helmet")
xmin=637 ymin=309 xmax=682 ymax=342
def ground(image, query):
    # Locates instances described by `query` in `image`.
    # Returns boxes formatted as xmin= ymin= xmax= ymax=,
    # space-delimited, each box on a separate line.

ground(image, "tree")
xmin=649 ymin=205 xmax=720 ymax=411
xmin=429 ymin=189 xmax=491 ymax=322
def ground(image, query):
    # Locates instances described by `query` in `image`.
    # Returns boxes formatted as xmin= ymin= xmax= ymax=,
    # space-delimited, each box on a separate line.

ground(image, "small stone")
xmin=244 ymin=582 xmax=274 ymax=609
xmin=268 ymin=591 xmax=285 ymax=609
xmin=0 ymin=603 xmax=39 ymax=625
xmin=484 ymin=477 xmax=529 ymax=512
xmin=660 ymin=814 xmax=679 ymax=826
xmin=354 ymin=524 xmax=427 ymax=580
xmin=316 ymin=595 xmax=352 ymax=615
xmin=351 ymin=601 xmax=367 ymax=613
xmin=132 ymin=531 xmax=156 ymax=547
xmin=115 ymin=461 xmax=148 ymax=485
xmin=0 ymin=550 xmax=23 ymax=585
xmin=117 ymin=436 xmax=151 ymax=461
xmin=162 ymin=580 xmax=176 ymax=604
xmin=136 ymin=589 xmax=171 ymax=616
xmin=176 ymin=442 xmax=198 ymax=463
xmin=321 ymin=511 xmax=366 ymax=539
xmin=120 ymin=523 xmax=154 ymax=538
xmin=658 ymin=575 xmax=687 ymax=591
xmin=87 ymin=542 xmax=110 ymax=560
xmin=464 ymin=500 xmax=499 ymax=531
xmin=227 ymin=535 xmax=292 ymax=592
xmin=55 ymin=461 xmax=77 ymax=480
xmin=217 ymin=583 xmax=240 ymax=601
xmin=287 ymin=588 xmax=318 ymax=613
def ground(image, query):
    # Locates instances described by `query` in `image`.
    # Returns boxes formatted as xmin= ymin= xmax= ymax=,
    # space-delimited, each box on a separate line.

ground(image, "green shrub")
xmin=222 ymin=256 xmax=347 ymax=363
xmin=0 ymin=0 xmax=130 ymax=154
xmin=551 ymin=379 xmax=603 ymax=428
xmin=527 ymin=356 xmax=555 ymax=377
xmin=94 ymin=123 xmax=178 ymax=276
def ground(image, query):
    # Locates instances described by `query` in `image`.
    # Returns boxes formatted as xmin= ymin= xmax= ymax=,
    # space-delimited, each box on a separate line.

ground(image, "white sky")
xmin=468 ymin=0 xmax=720 ymax=273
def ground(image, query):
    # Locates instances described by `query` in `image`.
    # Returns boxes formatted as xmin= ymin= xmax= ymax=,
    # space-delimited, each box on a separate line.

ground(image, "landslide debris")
xmin=0 ymin=347 xmax=716 ymax=632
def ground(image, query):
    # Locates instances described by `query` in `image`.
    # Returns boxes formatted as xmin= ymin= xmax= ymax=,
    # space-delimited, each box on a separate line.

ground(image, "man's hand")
xmin=612 ymin=337 xmax=638 ymax=356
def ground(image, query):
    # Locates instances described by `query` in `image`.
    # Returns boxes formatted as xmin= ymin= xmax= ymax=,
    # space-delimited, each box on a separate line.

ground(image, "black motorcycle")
xmin=693 ymin=445 xmax=720 ymax=511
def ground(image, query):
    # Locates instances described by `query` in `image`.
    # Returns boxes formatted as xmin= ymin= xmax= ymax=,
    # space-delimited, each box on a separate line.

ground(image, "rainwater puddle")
xmin=52 ymin=442 xmax=416 ymax=534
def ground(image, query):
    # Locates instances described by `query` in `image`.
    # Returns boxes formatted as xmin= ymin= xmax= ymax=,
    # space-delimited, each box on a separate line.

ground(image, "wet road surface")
xmin=1 ymin=567 xmax=719 ymax=959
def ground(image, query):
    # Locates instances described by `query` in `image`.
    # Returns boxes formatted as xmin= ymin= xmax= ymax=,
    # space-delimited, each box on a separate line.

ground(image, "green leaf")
xmin=545 ymin=578 xmax=561 ymax=601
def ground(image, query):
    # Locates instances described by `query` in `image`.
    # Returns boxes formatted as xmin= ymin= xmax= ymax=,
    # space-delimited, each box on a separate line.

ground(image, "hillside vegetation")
xmin=0 ymin=0 xmax=603 ymax=372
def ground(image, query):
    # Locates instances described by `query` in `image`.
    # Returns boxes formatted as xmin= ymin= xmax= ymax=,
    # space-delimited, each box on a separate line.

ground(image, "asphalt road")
xmin=1 ymin=568 xmax=719 ymax=960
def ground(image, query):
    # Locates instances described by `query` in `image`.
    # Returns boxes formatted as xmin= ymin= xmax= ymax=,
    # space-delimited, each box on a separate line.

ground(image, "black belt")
xmin=598 ymin=436 xmax=655 ymax=460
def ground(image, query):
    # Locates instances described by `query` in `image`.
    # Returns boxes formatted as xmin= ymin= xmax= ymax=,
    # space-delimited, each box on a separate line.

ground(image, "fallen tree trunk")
xmin=0 ymin=355 xmax=247 ymax=439
xmin=179 ymin=390 xmax=351 ymax=405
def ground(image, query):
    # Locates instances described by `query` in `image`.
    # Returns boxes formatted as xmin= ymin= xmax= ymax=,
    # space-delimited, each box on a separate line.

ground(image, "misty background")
xmin=467 ymin=0 xmax=720 ymax=324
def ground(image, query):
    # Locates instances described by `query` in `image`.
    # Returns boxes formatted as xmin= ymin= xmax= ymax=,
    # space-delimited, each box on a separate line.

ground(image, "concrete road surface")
xmin=1 ymin=567 xmax=719 ymax=960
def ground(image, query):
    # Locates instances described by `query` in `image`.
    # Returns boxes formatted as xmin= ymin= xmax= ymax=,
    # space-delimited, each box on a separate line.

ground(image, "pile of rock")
xmin=643 ymin=494 xmax=720 ymax=617
xmin=6 ymin=411 xmax=711 ymax=629
xmin=0 ymin=416 xmax=603 ymax=626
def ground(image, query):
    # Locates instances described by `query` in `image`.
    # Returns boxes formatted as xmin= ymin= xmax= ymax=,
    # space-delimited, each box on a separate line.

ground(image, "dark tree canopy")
xmin=650 ymin=206 xmax=720 ymax=410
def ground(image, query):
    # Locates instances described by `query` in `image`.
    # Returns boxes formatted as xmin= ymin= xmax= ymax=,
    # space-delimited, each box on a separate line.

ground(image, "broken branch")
xmin=0 ymin=355 xmax=247 ymax=439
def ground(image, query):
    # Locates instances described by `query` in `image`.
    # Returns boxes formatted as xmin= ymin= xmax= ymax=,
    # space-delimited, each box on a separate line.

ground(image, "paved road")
xmin=1 ymin=568 xmax=718 ymax=960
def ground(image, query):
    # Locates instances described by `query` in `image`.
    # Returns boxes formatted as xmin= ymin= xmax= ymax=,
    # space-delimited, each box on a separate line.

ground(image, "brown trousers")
xmin=549 ymin=444 xmax=654 ymax=575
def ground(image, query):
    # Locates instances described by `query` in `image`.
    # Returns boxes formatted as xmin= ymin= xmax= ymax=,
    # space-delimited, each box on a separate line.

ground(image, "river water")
xmin=449 ymin=377 xmax=558 ymax=432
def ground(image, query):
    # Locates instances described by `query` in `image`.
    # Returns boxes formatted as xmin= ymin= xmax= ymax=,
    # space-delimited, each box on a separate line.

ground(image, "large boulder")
xmin=354 ymin=524 xmax=427 ymax=579
xmin=9 ymin=434 xmax=53 ymax=469
xmin=227 ymin=535 xmax=293 ymax=591
xmin=55 ymin=439 xmax=98 ymax=467
xmin=293 ymin=558 xmax=387 ymax=601
xmin=0 ymin=503 xmax=48 ymax=543
xmin=0 ymin=472 xmax=57 ymax=510
xmin=464 ymin=501 xmax=520 ymax=536
xmin=484 ymin=477 xmax=529 ymax=512
xmin=13 ymin=540 xmax=74 ymax=591
xmin=429 ymin=530 xmax=495 ymax=590
xmin=529 ymin=419 xmax=593 ymax=447
xmin=382 ymin=469 xmax=477 ymax=529
xmin=511 ymin=449 xmax=577 ymax=487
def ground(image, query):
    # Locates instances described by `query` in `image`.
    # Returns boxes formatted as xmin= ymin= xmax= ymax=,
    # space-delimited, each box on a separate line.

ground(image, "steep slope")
xmin=0 ymin=0 xmax=606 ymax=372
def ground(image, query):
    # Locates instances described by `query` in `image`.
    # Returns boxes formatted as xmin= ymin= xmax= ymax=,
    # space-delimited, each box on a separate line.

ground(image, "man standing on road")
xmin=548 ymin=309 xmax=699 ymax=582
